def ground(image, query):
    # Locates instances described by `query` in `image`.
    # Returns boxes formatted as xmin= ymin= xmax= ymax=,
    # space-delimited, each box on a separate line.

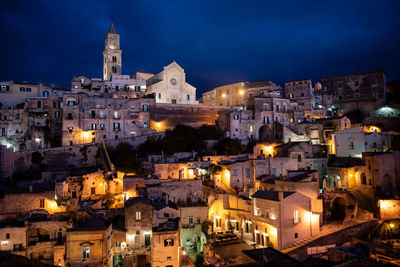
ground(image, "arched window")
xmin=361 ymin=173 xmax=367 ymax=185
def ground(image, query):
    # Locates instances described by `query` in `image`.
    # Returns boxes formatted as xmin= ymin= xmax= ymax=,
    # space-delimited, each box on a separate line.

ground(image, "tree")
xmin=214 ymin=138 xmax=241 ymax=155
xmin=108 ymin=142 xmax=143 ymax=174
xmin=344 ymin=109 xmax=365 ymax=124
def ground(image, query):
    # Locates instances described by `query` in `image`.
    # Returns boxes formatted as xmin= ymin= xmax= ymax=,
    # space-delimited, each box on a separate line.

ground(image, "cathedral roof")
xmin=108 ymin=22 xmax=117 ymax=34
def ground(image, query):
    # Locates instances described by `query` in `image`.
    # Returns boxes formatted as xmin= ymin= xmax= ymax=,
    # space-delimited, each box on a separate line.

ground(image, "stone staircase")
xmin=350 ymin=190 xmax=373 ymax=211
xmin=281 ymin=219 xmax=365 ymax=253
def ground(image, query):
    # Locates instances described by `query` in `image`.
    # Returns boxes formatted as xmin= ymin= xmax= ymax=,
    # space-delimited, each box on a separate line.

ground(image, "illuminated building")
xmin=146 ymin=61 xmax=198 ymax=104
xmin=333 ymin=127 xmax=391 ymax=158
xmin=202 ymin=80 xmax=282 ymax=107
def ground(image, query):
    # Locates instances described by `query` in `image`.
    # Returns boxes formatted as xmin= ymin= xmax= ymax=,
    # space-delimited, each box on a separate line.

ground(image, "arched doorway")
xmin=331 ymin=197 xmax=347 ymax=221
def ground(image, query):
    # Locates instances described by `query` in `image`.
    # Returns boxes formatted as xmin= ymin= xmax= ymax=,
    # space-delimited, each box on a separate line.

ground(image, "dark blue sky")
xmin=1 ymin=0 xmax=399 ymax=97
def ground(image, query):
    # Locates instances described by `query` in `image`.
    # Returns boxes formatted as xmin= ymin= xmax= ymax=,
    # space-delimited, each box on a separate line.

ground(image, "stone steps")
xmin=281 ymin=220 xmax=364 ymax=253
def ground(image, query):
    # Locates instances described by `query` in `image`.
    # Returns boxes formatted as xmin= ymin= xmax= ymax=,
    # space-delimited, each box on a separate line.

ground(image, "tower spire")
xmin=108 ymin=17 xmax=117 ymax=34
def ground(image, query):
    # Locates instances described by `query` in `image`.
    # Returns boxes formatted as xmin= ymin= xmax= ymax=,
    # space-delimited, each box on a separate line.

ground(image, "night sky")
xmin=1 ymin=0 xmax=399 ymax=97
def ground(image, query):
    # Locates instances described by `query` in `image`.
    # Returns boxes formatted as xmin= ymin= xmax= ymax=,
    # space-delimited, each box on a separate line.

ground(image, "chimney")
xmin=29 ymin=185 xmax=33 ymax=193
xmin=278 ymin=191 xmax=283 ymax=201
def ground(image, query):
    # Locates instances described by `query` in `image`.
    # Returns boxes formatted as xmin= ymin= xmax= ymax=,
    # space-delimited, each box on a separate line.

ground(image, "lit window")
xmin=158 ymin=93 xmax=161 ymax=99
xmin=294 ymin=210 xmax=299 ymax=224
xmin=143 ymin=122 xmax=148 ymax=128
xmin=20 ymin=87 xmax=25 ymax=92
xmin=216 ymin=217 xmax=221 ymax=227
xmin=91 ymin=124 xmax=97 ymax=130
xmin=233 ymin=114 xmax=239 ymax=120
xmin=187 ymin=94 xmax=190 ymax=101
xmin=100 ymin=124 xmax=105 ymax=130
xmin=164 ymin=238 xmax=174 ymax=247
xmin=82 ymin=247 xmax=90 ymax=260
xmin=263 ymin=116 xmax=269 ymax=124
xmin=39 ymin=199 xmax=45 ymax=208
xmin=143 ymin=104 xmax=148 ymax=112
xmin=233 ymin=169 xmax=238 ymax=176
xmin=136 ymin=211 xmax=141 ymax=221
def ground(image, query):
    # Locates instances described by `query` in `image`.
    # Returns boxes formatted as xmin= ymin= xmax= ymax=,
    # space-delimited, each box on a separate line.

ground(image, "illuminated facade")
xmin=103 ymin=22 xmax=122 ymax=81
xmin=61 ymin=93 xmax=154 ymax=146
xmin=202 ymin=80 xmax=282 ymax=107
xmin=217 ymin=97 xmax=303 ymax=141
xmin=333 ymin=126 xmax=391 ymax=158
xmin=146 ymin=61 xmax=198 ymax=104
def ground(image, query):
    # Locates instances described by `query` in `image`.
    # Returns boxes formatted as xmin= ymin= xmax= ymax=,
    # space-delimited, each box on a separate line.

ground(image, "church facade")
xmin=146 ymin=62 xmax=198 ymax=104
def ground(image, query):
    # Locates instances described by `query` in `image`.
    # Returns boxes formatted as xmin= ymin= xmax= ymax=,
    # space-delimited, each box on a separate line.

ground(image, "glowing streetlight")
xmin=239 ymin=90 xmax=244 ymax=95
xmin=222 ymin=93 xmax=226 ymax=98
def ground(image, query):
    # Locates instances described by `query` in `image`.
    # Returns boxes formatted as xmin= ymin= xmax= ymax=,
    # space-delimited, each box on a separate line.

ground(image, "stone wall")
xmin=287 ymin=220 xmax=379 ymax=261
xmin=11 ymin=132 xmax=164 ymax=173
xmin=150 ymin=103 xmax=227 ymax=131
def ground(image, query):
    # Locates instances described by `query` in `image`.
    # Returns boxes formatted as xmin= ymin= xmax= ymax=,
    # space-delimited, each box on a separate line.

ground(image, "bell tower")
xmin=103 ymin=21 xmax=122 ymax=81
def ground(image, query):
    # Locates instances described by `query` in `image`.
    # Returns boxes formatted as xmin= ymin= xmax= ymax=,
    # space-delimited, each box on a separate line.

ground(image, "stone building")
xmin=283 ymin=116 xmax=351 ymax=148
xmin=327 ymin=151 xmax=400 ymax=202
xmin=0 ymin=83 xmax=64 ymax=151
xmin=251 ymin=190 xmax=320 ymax=250
xmin=284 ymin=79 xmax=315 ymax=111
xmin=153 ymin=162 xmax=197 ymax=180
xmin=317 ymin=68 xmax=386 ymax=114
xmin=103 ymin=22 xmax=122 ymax=81
xmin=0 ymin=219 xmax=27 ymax=256
xmin=151 ymin=218 xmax=180 ymax=267
xmin=124 ymin=197 xmax=153 ymax=266
xmin=217 ymin=97 xmax=303 ymax=142
xmin=145 ymin=179 xmax=203 ymax=203
xmin=26 ymin=213 xmax=70 ymax=266
xmin=65 ymin=218 xmax=109 ymax=266
xmin=61 ymin=93 xmax=154 ymax=146
xmin=146 ymin=61 xmax=197 ymax=105
xmin=202 ymin=80 xmax=282 ymax=107
xmin=0 ymin=183 xmax=66 ymax=220
xmin=333 ymin=126 xmax=391 ymax=158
